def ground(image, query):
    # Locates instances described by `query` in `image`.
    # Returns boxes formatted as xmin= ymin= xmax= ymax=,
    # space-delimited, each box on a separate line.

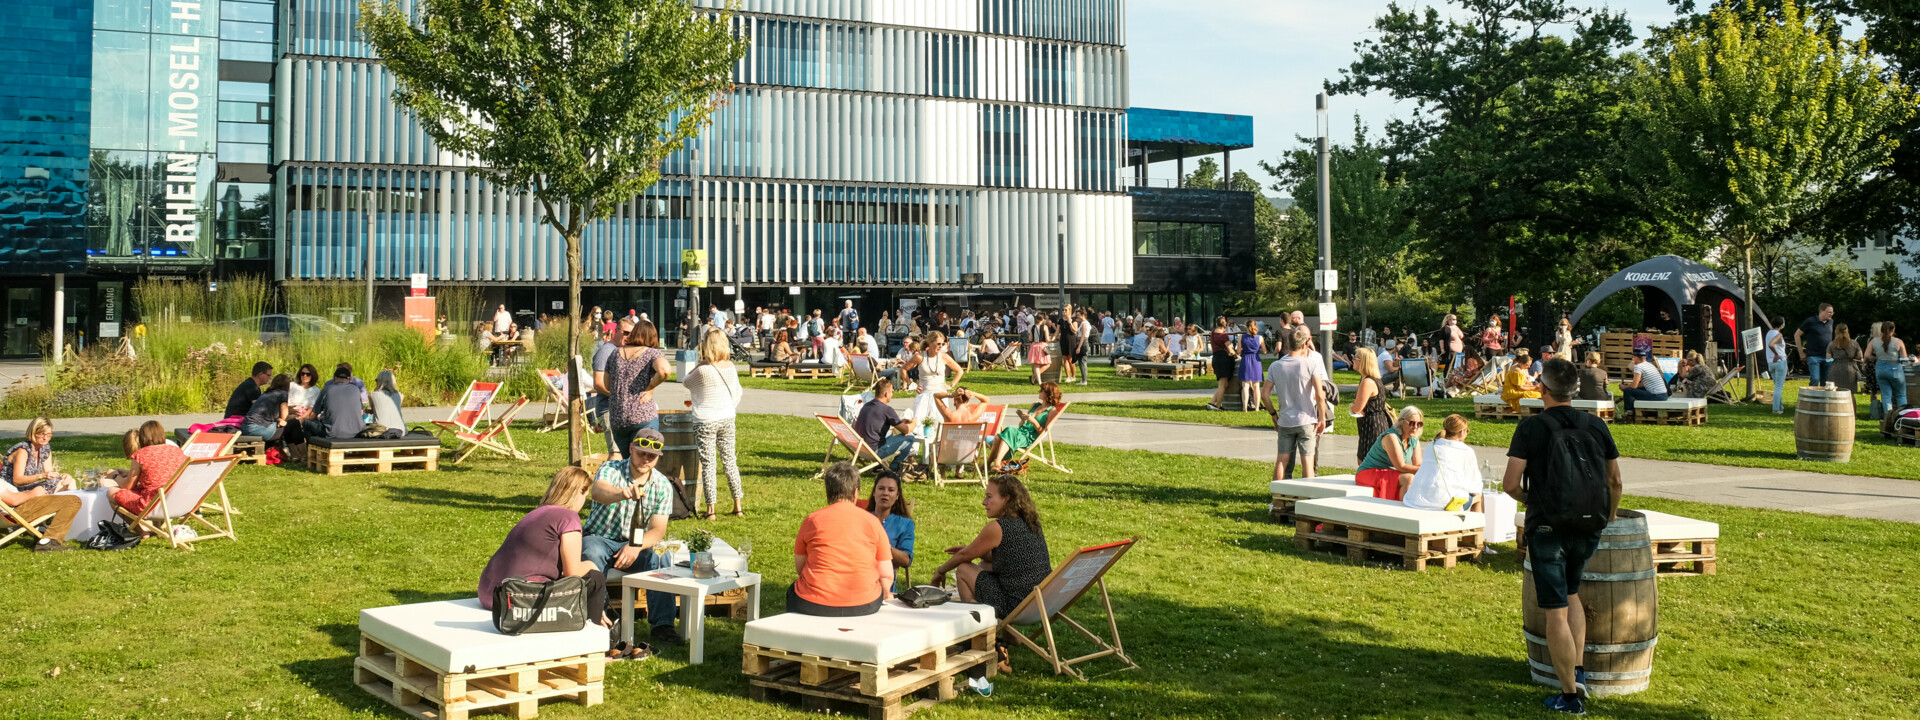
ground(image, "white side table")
xmin=620 ymin=567 xmax=761 ymax=664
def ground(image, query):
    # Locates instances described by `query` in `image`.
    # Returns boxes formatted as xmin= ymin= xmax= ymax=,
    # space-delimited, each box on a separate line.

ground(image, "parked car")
xmin=216 ymin=314 xmax=347 ymax=343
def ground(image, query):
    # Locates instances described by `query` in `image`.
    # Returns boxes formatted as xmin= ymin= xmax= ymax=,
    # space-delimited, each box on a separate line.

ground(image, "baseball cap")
xmin=629 ymin=428 xmax=666 ymax=457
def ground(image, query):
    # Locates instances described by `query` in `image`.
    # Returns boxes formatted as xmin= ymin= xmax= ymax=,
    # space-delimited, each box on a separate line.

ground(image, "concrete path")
xmin=7 ymin=384 xmax=1917 ymax=524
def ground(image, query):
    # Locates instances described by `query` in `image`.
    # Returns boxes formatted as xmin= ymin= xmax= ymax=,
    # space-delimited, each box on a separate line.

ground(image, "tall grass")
xmin=133 ymin=278 xmax=208 ymax=327
xmin=285 ymin=280 xmax=367 ymax=324
xmin=437 ymin=284 xmax=486 ymax=334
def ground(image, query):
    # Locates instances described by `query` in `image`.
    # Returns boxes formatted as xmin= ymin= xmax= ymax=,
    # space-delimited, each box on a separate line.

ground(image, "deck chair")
xmin=931 ymin=421 xmax=992 ymax=486
xmin=1010 ymin=402 xmax=1073 ymax=474
xmin=1706 ymin=365 xmax=1746 ymax=404
xmin=115 ymin=455 xmax=242 ymax=550
xmin=179 ymin=431 xmax=238 ymax=459
xmin=2 ymin=501 xmax=55 ymax=548
xmin=981 ymin=341 xmax=1023 ymax=371
xmin=432 ymin=380 xmax=503 ymax=439
xmin=999 ymin=537 xmax=1140 ymax=680
xmin=844 ymin=353 xmax=879 ymax=391
xmin=814 ymin=414 xmax=905 ymax=477
xmin=948 ymin=340 xmax=975 ymax=370
xmin=449 ymin=396 xmax=532 ymax=463
xmin=536 ymin=369 xmax=571 ymax=432
xmin=1399 ymin=357 xmax=1432 ymax=398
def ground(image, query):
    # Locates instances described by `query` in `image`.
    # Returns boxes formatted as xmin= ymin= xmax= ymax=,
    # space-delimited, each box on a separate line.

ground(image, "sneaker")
xmin=1482 ymin=547 xmax=1500 ymax=556
xmin=967 ymin=676 xmax=995 ymax=696
xmin=1204 ymin=403 xmax=1221 ymax=411
xmin=33 ymin=538 xmax=70 ymax=553
xmin=1543 ymin=692 xmax=1586 ymax=715
xmin=1575 ymin=666 xmax=1589 ymax=696
xmin=650 ymin=625 xmax=687 ymax=647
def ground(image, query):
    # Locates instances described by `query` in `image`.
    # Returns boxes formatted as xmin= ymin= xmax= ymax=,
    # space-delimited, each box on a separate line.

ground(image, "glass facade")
xmin=0 ymin=0 xmax=93 ymax=274
xmin=1134 ymin=221 xmax=1225 ymax=257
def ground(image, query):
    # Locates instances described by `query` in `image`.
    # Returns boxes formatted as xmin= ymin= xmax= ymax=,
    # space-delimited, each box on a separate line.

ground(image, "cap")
xmin=629 ymin=428 xmax=666 ymax=457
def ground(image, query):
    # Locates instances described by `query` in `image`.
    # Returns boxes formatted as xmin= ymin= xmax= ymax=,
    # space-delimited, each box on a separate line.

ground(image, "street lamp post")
xmin=1316 ymin=92 xmax=1335 ymax=375
xmin=1056 ymin=215 xmax=1068 ymax=313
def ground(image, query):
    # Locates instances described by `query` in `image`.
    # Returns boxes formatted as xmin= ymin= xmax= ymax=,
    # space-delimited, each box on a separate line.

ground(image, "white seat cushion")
xmin=1636 ymin=398 xmax=1706 ymax=410
xmin=359 ymin=598 xmax=609 ymax=672
xmin=1636 ymin=509 xmax=1719 ymax=541
xmin=1519 ymin=397 xmax=1545 ymax=408
xmin=1294 ymin=496 xmax=1485 ymax=536
xmin=1270 ymin=478 xmax=1371 ymax=499
xmin=744 ymin=600 xmax=996 ymax=666
xmin=1473 ymin=394 xmax=1504 ymax=405
xmin=1571 ymin=399 xmax=1615 ymax=410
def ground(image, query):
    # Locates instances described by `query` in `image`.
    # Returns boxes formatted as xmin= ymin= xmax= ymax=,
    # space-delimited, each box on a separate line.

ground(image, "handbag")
xmin=491 ymin=575 xmax=590 ymax=635
xmin=85 ymin=519 xmax=143 ymax=551
xmin=898 ymin=585 xmax=953 ymax=608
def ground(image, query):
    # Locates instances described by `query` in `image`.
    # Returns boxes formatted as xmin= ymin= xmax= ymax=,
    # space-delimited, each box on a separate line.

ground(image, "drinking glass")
xmin=738 ymin=539 xmax=754 ymax=570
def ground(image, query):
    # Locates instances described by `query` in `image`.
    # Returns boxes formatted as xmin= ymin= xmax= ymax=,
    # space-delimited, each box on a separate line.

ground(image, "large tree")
xmin=1624 ymin=0 xmax=1914 ymax=395
xmin=1262 ymin=119 xmax=1416 ymax=330
xmin=361 ymin=0 xmax=749 ymax=463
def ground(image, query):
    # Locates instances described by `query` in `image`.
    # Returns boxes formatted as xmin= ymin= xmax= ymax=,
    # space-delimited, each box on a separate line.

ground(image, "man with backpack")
xmin=1502 ymin=358 xmax=1624 ymax=716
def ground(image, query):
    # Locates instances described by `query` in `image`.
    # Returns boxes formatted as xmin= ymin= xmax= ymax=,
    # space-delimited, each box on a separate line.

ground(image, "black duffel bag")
xmin=491 ymin=576 xmax=589 ymax=635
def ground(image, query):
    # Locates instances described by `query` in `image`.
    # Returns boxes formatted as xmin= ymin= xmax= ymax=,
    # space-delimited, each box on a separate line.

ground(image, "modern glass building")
xmin=1 ymin=0 xmax=1256 ymax=355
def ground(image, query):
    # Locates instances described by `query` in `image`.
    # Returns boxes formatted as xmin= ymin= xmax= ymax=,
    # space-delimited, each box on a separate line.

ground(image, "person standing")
xmin=838 ymin=300 xmax=860 ymax=336
xmin=1349 ymin=347 xmax=1394 ymax=466
xmin=1057 ymin=312 xmax=1082 ymax=384
xmin=915 ymin=332 xmax=966 ymax=425
xmin=1867 ymin=321 xmax=1909 ymax=417
xmin=1440 ymin=314 xmax=1465 ymax=395
xmin=1072 ymin=311 xmax=1093 ymax=386
xmin=1026 ymin=316 xmax=1055 ymax=385
xmin=1238 ymin=320 xmax=1266 ymax=412
xmin=1263 ymin=326 xmax=1328 ymax=480
xmin=1480 ymin=315 xmax=1506 ymax=362
xmin=1619 ymin=349 xmax=1669 ymax=415
xmin=492 ymin=304 xmax=513 ymax=335
xmin=1502 ymin=358 xmax=1623 ymax=716
xmin=1828 ymin=324 xmax=1861 ymax=393
xmin=606 ymin=320 xmax=672 ymax=458
xmin=1208 ymin=318 xmax=1239 ymax=411
xmin=1795 ymin=303 xmax=1836 ymax=388
xmin=1765 ymin=317 xmax=1789 ymax=414
xmin=687 ymin=330 xmax=745 ymax=519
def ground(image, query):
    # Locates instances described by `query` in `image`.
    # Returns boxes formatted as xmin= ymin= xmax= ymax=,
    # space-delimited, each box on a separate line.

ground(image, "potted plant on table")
xmin=687 ymin=529 xmax=718 ymax=578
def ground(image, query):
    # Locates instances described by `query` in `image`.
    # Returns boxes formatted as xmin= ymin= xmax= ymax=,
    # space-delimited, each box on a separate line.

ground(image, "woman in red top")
xmin=111 ymin=421 xmax=187 ymax=521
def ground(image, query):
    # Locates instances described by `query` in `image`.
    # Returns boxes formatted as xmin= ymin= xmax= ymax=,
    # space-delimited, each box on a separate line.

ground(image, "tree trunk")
xmin=565 ymin=224 xmax=584 ymax=466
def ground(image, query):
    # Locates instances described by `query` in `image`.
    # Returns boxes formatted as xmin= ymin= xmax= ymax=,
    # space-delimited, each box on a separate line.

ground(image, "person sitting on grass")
xmin=789 ymin=461 xmax=894 ymax=617
xmin=224 ymin=361 xmax=273 ymax=419
xmin=854 ymin=378 xmax=920 ymax=470
xmin=108 ymin=421 xmax=187 ymax=530
xmin=579 ymin=430 xmax=684 ymax=647
xmin=477 ymin=466 xmax=614 ymax=635
xmin=1502 ymin=348 xmax=1542 ymax=411
xmin=1403 ymin=414 xmax=1486 ymax=514
xmin=1355 ymin=406 xmax=1424 ymax=501
xmin=2 ymin=478 xmax=82 ymax=553
xmin=1619 ymin=349 xmax=1669 ymax=414
xmin=986 ymin=382 xmax=1062 ymax=474
xmin=860 ymin=471 xmax=915 ymax=593
xmin=5 ymin=417 xmax=72 ymax=494
xmin=930 ymin=474 xmax=1051 ymax=674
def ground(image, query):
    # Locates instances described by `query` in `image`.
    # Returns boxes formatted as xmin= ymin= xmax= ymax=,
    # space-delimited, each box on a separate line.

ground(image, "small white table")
xmin=620 ymin=566 xmax=761 ymax=664
xmin=54 ymin=488 xmax=115 ymax=542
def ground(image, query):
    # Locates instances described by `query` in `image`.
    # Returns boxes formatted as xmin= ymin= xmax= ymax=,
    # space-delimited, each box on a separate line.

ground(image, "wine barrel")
xmin=1039 ymin=344 xmax=1066 ymax=384
xmin=1522 ymin=510 xmax=1658 ymax=697
xmin=1794 ymin=388 xmax=1856 ymax=462
xmin=657 ymin=410 xmax=703 ymax=512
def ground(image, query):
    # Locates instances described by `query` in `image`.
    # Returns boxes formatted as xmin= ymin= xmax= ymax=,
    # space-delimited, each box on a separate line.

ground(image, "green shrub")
xmin=0 ymin=384 xmax=54 ymax=420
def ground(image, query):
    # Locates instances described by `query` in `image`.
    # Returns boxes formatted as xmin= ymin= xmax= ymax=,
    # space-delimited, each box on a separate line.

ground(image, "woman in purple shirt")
xmin=477 ymin=467 xmax=610 ymax=629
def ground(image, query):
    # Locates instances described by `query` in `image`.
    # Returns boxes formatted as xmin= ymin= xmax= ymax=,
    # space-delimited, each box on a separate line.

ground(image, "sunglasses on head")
xmin=630 ymin=437 xmax=664 ymax=452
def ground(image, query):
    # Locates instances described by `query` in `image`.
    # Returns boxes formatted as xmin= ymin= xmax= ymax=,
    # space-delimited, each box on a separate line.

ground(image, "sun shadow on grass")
xmin=379 ymin=486 xmax=540 ymax=513
xmin=282 ymin=623 xmax=384 ymax=717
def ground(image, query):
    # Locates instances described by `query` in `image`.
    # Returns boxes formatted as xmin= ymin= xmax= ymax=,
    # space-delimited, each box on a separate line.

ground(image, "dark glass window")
xmin=1134 ymin=222 xmax=1226 ymax=257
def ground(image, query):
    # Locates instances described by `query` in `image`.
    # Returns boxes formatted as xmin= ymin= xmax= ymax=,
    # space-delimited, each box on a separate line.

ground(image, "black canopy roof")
xmin=1567 ymin=254 xmax=1770 ymax=330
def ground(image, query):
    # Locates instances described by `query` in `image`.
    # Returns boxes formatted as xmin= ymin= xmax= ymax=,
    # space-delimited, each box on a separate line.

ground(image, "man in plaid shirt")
xmin=580 ymin=428 xmax=685 ymax=646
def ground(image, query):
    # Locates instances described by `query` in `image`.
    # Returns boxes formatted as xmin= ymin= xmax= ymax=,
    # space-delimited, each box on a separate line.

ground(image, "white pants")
xmin=695 ymin=418 xmax=743 ymax=503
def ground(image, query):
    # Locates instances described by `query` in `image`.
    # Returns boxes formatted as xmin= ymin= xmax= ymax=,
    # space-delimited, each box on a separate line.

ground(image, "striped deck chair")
xmin=449 ymin=396 xmax=532 ymax=463
xmin=981 ymin=341 xmax=1023 ymax=371
xmin=814 ymin=414 xmax=905 ymax=477
xmin=431 ymin=381 xmax=503 ymax=440
xmin=844 ymin=352 xmax=879 ymax=391
xmin=999 ymin=538 xmax=1140 ymax=679
xmin=114 ymin=455 xmax=243 ymax=550
xmin=1010 ymin=401 xmax=1073 ymax=474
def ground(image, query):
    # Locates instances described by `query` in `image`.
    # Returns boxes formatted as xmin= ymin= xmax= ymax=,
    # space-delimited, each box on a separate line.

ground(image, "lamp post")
xmin=1316 ymin=92 xmax=1335 ymax=374
xmin=1056 ymin=214 xmax=1067 ymax=314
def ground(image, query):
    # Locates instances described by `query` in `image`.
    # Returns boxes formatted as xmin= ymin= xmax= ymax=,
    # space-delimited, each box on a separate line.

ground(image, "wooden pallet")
xmin=310 ymin=444 xmax=441 ymax=476
xmin=1576 ymin=405 xmax=1617 ymax=423
xmin=1115 ymin=362 xmax=1194 ymax=380
xmin=1270 ymin=494 xmax=1318 ymax=524
xmin=1894 ymin=423 xmax=1919 ymax=447
xmin=354 ymin=635 xmax=603 ymax=720
xmin=1292 ymin=518 xmax=1484 ymax=571
xmin=785 ymin=365 xmax=839 ymax=380
xmin=1627 ymin=405 xmax=1707 ymax=426
xmin=232 ymin=441 xmax=267 ymax=465
xmin=1654 ymin=538 xmax=1717 ymax=576
xmin=749 ymin=363 xmax=789 ymax=378
xmin=1473 ymin=401 xmax=1524 ymax=421
xmin=1600 ymin=332 xmax=1682 ymax=380
xmin=743 ymin=626 xmax=996 ymax=720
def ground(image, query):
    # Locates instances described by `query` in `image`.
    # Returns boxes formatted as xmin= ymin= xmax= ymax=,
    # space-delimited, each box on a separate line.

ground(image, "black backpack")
xmin=1524 ymin=411 xmax=1613 ymax=535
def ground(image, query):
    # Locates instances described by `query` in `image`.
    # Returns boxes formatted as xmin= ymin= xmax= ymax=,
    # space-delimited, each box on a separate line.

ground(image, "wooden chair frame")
xmin=2 ymin=502 xmax=55 ymax=547
xmin=431 ymin=381 xmax=503 ymax=440
xmin=450 ymin=396 xmax=532 ymax=463
xmin=813 ymin=414 xmax=905 ymax=477
xmin=114 ymin=455 xmax=242 ymax=550
xmin=843 ymin=352 xmax=879 ymax=391
xmin=1010 ymin=402 xmax=1073 ymax=474
xmin=999 ymin=538 xmax=1140 ymax=680
xmin=931 ymin=421 xmax=992 ymax=487
xmin=980 ymin=341 xmax=1023 ymax=371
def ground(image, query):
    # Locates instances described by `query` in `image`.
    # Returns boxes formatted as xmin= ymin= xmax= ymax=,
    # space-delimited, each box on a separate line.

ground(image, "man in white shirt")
xmin=1766 ymin=317 xmax=1789 ymax=414
xmin=1263 ymin=326 xmax=1329 ymax=480
xmin=820 ymin=327 xmax=845 ymax=368
xmin=1403 ymin=414 xmax=1485 ymax=511
xmin=1166 ymin=329 xmax=1186 ymax=359
xmin=855 ymin=327 xmax=880 ymax=358
xmin=758 ymin=307 xmax=775 ymax=332
xmin=492 ymin=305 xmax=512 ymax=334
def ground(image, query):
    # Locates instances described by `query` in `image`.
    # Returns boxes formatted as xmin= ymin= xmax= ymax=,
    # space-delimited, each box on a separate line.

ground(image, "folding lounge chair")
xmin=932 ymin=421 xmax=992 ymax=486
xmin=948 ymin=340 xmax=975 ymax=370
xmin=813 ymin=414 xmax=905 ymax=477
xmin=431 ymin=381 xmax=502 ymax=440
xmin=537 ymin=368 xmax=572 ymax=432
xmin=843 ymin=352 xmax=879 ymax=391
xmin=2 ymin=502 xmax=55 ymax=548
xmin=179 ymin=431 xmax=239 ymax=459
xmin=115 ymin=455 xmax=243 ymax=550
xmin=982 ymin=342 xmax=1023 ymax=371
xmin=999 ymin=537 xmax=1141 ymax=680
xmin=449 ymin=396 xmax=532 ymax=463
xmin=1010 ymin=402 xmax=1074 ymax=474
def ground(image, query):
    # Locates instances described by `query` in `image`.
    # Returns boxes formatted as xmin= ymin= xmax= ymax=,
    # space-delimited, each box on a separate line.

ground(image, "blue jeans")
xmin=611 ymin=416 xmax=661 ymax=458
xmin=1620 ymin=387 xmax=1667 ymax=413
xmin=1770 ymin=360 xmax=1789 ymax=413
xmin=241 ymin=421 xmax=282 ymax=443
xmin=582 ymin=534 xmax=677 ymax=629
xmin=875 ymin=434 xmax=922 ymax=469
xmin=1806 ymin=356 xmax=1831 ymax=387
xmin=1877 ymin=361 xmax=1908 ymax=416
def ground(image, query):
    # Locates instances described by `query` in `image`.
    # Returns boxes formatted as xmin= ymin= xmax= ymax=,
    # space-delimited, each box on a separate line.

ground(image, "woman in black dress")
xmin=932 ymin=474 xmax=1051 ymax=667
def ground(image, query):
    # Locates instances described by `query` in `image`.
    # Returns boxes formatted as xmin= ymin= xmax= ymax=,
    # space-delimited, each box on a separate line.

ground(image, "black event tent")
xmin=1567 ymin=255 xmax=1770 ymax=355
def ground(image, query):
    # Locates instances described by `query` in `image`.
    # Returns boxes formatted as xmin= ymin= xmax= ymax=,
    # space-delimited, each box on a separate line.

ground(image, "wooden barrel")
xmin=656 ymin=410 xmax=704 ymax=507
xmin=1522 ymin=510 xmax=1658 ymax=697
xmin=1039 ymin=343 xmax=1065 ymax=383
xmin=1794 ymin=388 xmax=1856 ymax=462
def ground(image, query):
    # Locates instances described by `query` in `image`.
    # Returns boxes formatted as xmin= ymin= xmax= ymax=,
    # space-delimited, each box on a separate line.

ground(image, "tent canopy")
xmin=1567 ymin=255 xmax=1769 ymax=330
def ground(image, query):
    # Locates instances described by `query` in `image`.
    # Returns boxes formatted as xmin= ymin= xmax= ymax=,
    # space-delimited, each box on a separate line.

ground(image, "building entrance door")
xmin=5 ymin=288 xmax=46 ymax=357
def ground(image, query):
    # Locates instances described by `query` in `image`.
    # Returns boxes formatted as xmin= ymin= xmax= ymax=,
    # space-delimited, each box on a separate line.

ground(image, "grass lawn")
xmin=5 ymin=415 xmax=1917 ymax=719
xmin=738 ymin=362 xmax=1217 ymax=397
xmin=1074 ymin=377 xmax=1920 ymax=482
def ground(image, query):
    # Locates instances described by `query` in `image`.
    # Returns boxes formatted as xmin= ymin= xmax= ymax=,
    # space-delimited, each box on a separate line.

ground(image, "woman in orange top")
xmin=111 ymin=421 xmax=187 ymax=523
xmin=790 ymin=461 xmax=895 ymax=617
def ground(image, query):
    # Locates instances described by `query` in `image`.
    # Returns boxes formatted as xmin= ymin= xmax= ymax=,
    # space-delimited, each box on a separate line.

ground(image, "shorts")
xmin=1276 ymin=424 xmax=1317 ymax=457
xmin=1527 ymin=524 xmax=1602 ymax=610
xmin=1213 ymin=353 xmax=1238 ymax=380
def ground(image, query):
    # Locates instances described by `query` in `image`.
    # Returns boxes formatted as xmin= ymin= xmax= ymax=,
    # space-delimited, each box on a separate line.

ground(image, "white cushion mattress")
xmin=1635 ymin=398 xmax=1706 ymax=410
xmin=743 ymin=600 xmax=996 ymax=665
xmin=1571 ymin=399 xmax=1615 ymax=410
xmin=360 ymin=598 xmax=609 ymax=672
xmin=1270 ymin=479 xmax=1371 ymax=499
xmin=1520 ymin=397 xmax=1545 ymax=408
xmin=1294 ymin=496 xmax=1485 ymax=536
xmin=1636 ymin=509 xmax=1719 ymax=540
xmin=1473 ymin=394 xmax=1504 ymax=405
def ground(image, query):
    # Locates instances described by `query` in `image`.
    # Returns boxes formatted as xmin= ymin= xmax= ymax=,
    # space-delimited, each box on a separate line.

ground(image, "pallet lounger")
xmin=1572 ymin=399 xmax=1617 ymax=422
xmin=357 ymin=599 xmax=606 ymax=720
xmin=749 ymin=361 xmax=792 ymax=378
xmin=1269 ymin=474 xmax=1368 ymax=524
xmin=1897 ymin=418 xmax=1920 ymax=446
xmin=1473 ymin=393 xmax=1523 ymax=420
xmin=1640 ymin=509 xmax=1719 ymax=576
xmin=308 ymin=433 xmax=442 ymax=476
xmin=1518 ymin=397 xmax=1546 ymax=417
xmin=1117 ymin=361 xmax=1192 ymax=380
xmin=173 ymin=428 xmax=267 ymax=464
xmin=787 ymin=362 xmax=838 ymax=380
xmin=1293 ymin=496 xmax=1486 ymax=571
xmin=1629 ymin=397 xmax=1707 ymax=426
xmin=743 ymin=601 xmax=997 ymax=720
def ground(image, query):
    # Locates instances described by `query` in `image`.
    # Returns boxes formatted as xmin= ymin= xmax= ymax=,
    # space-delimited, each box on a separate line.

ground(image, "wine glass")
xmin=737 ymin=539 xmax=754 ymax=570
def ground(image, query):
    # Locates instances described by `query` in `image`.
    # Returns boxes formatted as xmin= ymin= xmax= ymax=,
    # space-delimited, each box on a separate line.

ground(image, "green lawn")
xmin=738 ymin=362 xmax=1218 ymax=398
xmin=1074 ymin=378 xmax=1920 ymax=482
xmin=4 ymin=415 xmax=1917 ymax=719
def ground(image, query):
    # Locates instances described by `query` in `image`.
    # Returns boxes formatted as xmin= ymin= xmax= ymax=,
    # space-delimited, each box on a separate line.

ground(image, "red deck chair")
xmin=931 ymin=403 xmax=1005 ymax=485
xmin=431 ymin=381 xmax=502 ymax=440
xmin=999 ymin=537 xmax=1141 ymax=679
xmin=114 ymin=455 xmax=244 ymax=550
xmin=450 ymin=396 xmax=532 ymax=463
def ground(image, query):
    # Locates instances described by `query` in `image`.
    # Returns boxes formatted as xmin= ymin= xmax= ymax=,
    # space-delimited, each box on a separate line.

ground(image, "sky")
xmin=1126 ymin=0 xmax=1686 ymax=188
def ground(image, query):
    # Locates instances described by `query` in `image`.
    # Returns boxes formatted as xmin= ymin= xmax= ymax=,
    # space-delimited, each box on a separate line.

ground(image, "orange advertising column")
xmin=405 ymin=296 xmax=436 ymax=340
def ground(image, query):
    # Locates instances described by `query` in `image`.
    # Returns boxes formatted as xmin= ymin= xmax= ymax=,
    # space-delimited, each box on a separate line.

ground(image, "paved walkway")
xmin=8 ymin=385 xmax=1917 ymax=524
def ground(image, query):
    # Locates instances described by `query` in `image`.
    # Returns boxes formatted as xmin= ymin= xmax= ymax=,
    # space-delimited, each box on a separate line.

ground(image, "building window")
xmin=1134 ymin=222 xmax=1226 ymax=257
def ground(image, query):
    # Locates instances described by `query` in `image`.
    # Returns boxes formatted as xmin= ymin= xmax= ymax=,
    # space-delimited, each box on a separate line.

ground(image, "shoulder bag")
xmin=491 ymin=575 xmax=589 ymax=635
